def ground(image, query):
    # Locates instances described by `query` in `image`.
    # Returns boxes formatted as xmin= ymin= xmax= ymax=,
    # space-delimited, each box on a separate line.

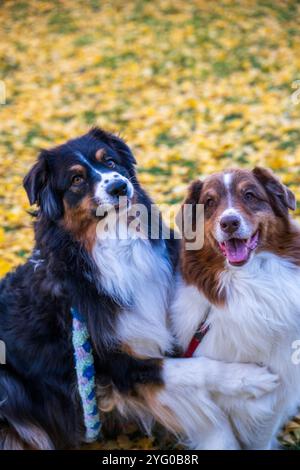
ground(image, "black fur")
xmin=0 ymin=128 xmax=178 ymax=449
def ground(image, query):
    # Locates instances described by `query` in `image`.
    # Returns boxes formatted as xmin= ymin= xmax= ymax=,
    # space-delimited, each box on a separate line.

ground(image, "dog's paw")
xmin=239 ymin=365 xmax=280 ymax=399
xmin=213 ymin=363 xmax=279 ymax=398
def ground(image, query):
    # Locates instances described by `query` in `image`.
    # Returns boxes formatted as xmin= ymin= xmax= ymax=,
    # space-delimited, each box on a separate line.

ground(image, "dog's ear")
xmin=253 ymin=167 xmax=296 ymax=216
xmin=183 ymin=179 xmax=203 ymax=206
xmin=23 ymin=152 xmax=47 ymax=206
xmin=176 ymin=179 xmax=203 ymax=234
xmin=89 ymin=127 xmax=136 ymax=165
xmin=109 ymin=134 xmax=137 ymax=166
xmin=23 ymin=151 xmax=62 ymax=220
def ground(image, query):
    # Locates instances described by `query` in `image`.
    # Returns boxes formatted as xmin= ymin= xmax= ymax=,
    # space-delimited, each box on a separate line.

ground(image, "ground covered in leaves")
xmin=1 ymin=0 xmax=300 ymax=449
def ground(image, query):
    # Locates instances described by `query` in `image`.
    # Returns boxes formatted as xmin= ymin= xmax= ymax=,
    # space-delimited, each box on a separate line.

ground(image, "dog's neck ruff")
xmin=71 ymin=307 xmax=101 ymax=443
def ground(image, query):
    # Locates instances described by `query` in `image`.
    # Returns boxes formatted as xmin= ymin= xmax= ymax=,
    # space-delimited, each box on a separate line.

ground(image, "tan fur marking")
xmin=62 ymin=196 xmax=97 ymax=251
xmin=95 ymin=148 xmax=106 ymax=162
xmin=97 ymin=382 xmax=182 ymax=435
xmin=69 ymin=164 xmax=86 ymax=175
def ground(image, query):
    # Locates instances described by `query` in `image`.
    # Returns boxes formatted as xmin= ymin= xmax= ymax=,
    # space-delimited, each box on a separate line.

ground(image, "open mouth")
xmin=219 ymin=231 xmax=259 ymax=266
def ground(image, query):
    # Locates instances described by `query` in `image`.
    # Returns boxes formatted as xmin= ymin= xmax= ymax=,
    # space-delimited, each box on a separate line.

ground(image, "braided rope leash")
xmin=71 ymin=307 xmax=101 ymax=443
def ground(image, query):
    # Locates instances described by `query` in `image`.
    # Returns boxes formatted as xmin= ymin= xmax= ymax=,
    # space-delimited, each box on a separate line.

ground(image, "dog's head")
xmin=183 ymin=167 xmax=296 ymax=267
xmin=24 ymin=128 xmax=137 ymax=247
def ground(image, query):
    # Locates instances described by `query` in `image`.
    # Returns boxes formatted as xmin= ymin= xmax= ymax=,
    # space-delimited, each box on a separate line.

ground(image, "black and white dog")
xmin=0 ymin=129 xmax=278 ymax=449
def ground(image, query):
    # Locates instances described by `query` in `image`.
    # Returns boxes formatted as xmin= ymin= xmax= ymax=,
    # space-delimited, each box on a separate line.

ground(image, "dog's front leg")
xmin=99 ymin=352 xmax=235 ymax=448
xmin=101 ymin=353 xmax=278 ymax=449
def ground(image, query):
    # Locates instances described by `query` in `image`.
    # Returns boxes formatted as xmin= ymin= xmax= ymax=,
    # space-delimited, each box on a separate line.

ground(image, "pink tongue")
xmin=224 ymin=239 xmax=249 ymax=264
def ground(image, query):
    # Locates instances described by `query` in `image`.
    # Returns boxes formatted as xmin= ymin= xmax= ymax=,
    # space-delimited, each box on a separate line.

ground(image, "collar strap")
xmin=183 ymin=322 xmax=210 ymax=358
xmin=71 ymin=307 xmax=101 ymax=442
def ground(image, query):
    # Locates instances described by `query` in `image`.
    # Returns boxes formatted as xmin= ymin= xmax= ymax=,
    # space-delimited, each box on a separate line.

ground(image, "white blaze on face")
xmin=94 ymin=171 xmax=134 ymax=206
xmin=223 ymin=172 xmax=233 ymax=208
xmin=215 ymin=172 xmax=252 ymax=243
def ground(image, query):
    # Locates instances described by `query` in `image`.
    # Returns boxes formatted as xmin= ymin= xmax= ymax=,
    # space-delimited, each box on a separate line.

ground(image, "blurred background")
xmin=0 ymin=0 xmax=300 ymax=449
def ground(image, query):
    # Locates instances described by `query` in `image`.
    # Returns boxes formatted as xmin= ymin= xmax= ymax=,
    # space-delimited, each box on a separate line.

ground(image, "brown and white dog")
xmin=171 ymin=167 xmax=300 ymax=449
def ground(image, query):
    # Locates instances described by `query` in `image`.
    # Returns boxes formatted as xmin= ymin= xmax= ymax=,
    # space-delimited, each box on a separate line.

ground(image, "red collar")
xmin=183 ymin=322 xmax=210 ymax=358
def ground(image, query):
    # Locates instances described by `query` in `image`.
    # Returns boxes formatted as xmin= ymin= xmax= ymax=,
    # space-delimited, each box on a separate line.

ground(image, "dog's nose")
xmin=106 ymin=179 xmax=128 ymax=197
xmin=220 ymin=215 xmax=241 ymax=234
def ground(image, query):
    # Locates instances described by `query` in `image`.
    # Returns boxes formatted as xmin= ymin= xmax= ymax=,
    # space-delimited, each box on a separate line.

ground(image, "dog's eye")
xmin=205 ymin=198 xmax=215 ymax=208
xmin=244 ymin=191 xmax=255 ymax=202
xmin=104 ymin=158 xmax=115 ymax=169
xmin=71 ymin=175 xmax=84 ymax=185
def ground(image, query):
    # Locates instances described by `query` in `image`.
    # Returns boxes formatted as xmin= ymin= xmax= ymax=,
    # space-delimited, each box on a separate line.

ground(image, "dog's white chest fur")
xmin=173 ymin=252 xmax=300 ymax=361
xmin=204 ymin=254 xmax=300 ymax=364
xmin=93 ymin=233 xmax=174 ymax=357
